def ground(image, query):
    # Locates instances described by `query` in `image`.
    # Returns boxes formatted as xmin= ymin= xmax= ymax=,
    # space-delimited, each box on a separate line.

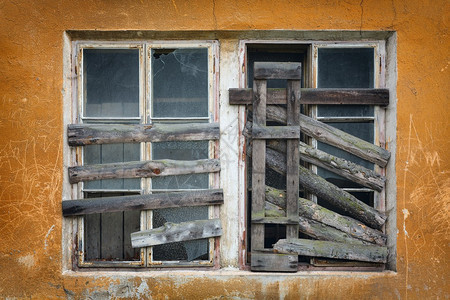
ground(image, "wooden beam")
xmin=63 ymin=189 xmax=224 ymax=216
xmin=265 ymin=186 xmax=387 ymax=246
xmin=254 ymin=62 xmax=302 ymax=80
xmin=251 ymin=252 xmax=297 ymax=272
xmin=266 ymin=138 xmax=385 ymax=191
xmin=229 ymin=88 xmax=389 ymax=106
xmin=131 ymin=219 xmax=222 ymax=248
xmin=68 ymin=122 xmax=220 ymax=146
xmin=68 ymin=158 xmax=220 ymax=184
xmin=251 ymin=217 xmax=298 ymax=225
xmin=274 ymin=238 xmax=389 ymax=263
xmin=261 ymin=147 xmax=386 ymax=229
xmin=252 ymin=125 xmax=300 ymax=139
xmin=262 ymin=106 xmax=390 ymax=167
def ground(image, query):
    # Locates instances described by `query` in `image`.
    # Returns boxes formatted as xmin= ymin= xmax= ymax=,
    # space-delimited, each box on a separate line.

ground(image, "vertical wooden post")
xmin=286 ymin=80 xmax=300 ymax=240
xmin=251 ymin=79 xmax=267 ymax=251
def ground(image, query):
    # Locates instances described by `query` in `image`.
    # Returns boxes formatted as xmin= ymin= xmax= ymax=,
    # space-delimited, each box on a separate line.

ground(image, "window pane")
xmin=152 ymin=48 xmax=208 ymax=118
xmin=152 ymin=207 xmax=209 ymax=261
xmin=84 ymin=49 xmax=139 ymax=117
xmin=318 ymin=47 xmax=374 ymax=117
xmin=151 ymin=141 xmax=209 ymax=190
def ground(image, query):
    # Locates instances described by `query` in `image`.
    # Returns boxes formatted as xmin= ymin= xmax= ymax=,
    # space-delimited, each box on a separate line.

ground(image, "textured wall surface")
xmin=0 ymin=0 xmax=448 ymax=298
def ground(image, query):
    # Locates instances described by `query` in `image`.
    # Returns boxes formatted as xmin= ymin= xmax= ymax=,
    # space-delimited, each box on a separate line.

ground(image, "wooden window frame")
xmin=68 ymin=40 xmax=220 ymax=269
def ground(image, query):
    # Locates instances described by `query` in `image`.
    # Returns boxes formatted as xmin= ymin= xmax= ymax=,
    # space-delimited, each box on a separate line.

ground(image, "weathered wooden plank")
xmin=68 ymin=122 xmax=220 ymax=146
xmin=101 ymin=211 xmax=124 ymax=260
xmin=274 ymin=238 xmax=389 ymax=263
xmin=63 ymin=189 xmax=224 ymax=216
xmin=68 ymin=158 xmax=220 ymax=184
xmin=251 ymin=217 xmax=298 ymax=225
xmin=252 ymin=125 xmax=300 ymax=139
xmin=265 ymin=186 xmax=387 ymax=246
xmin=261 ymin=106 xmax=390 ymax=167
xmin=261 ymin=147 xmax=386 ymax=229
xmin=251 ymin=79 xmax=267 ymax=251
xmin=251 ymin=252 xmax=298 ymax=272
xmin=286 ymin=79 xmax=300 ymax=241
xmin=131 ymin=219 xmax=222 ymax=248
xmin=254 ymin=62 xmax=302 ymax=80
xmin=265 ymin=138 xmax=385 ymax=191
xmin=229 ymin=88 xmax=389 ymax=106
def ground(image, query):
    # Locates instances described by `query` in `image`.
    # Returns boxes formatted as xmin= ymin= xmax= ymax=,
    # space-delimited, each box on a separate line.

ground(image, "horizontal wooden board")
xmin=252 ymin=125 xmax=300 ymax=139
xmin=254 ymin=62 xmax=302 ymax=80
xmin=69 ymin=158 xmax=220 ymax=183
xmin=229 ymin=88 xmax=389 ymax=106
xmin=274 ymin=238 xmax=388 ymax=263
xmin=251 ymin=217 xmax=298 ymax=225
xmin=68 ymin=122 xmax=220 ymax=146
xmin=63 ymin=189 xmax=224 ymax=216
xmin=131 ymin=219 xmax=222 ymax=248
xmin=251 ymin=252 xmax=298 ymax=272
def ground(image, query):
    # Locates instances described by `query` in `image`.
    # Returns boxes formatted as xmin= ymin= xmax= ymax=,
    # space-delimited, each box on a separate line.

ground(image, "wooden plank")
xmin=286 ymin=79 xmax=300 ymax=241
xmin=101 ymin=212 xmax=124 ymax=260
xmin=130 ymin=219 xmax=222 ymax=248
xmin=68 ymin=158 xmax=220 ymax=184
xmin=123 ymin=210 xmax=141 ymax=260
xmin=265 ymin=186 xmax=387 ymax=246
xmin=254 ymin=62 xmax=302 ymax=80
xmin=274 ymin=238 xmax=389 ymax=263
xmin=265 ymin=138 xmax=385 ymax=191
xmin=68 ymin=122 xmax=220 ymax=146
xmin=251 ymin=252 xmax=298 ymax=272
xmin=251 ymin=217 xmax=298 ymax=225
xmin=63 ymin=189 xmax=224 ymax=216
xmin=251 ymin=79 xmax=267 ymax=251
xmin=85 ymin=213 xmax=101 ymax=260
xmin=252 ymin=146 xmax=386 ymax=229
xmin=262 ymin=106 xmax=390 ymax=167
xmin=252 ymin=125 xmax=300 ymax=139
xmin=229 ymin=88 xmax=389 ymax=106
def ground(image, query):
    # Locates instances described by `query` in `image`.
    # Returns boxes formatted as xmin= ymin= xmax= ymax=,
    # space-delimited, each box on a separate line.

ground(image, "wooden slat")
xmin=251 ymin=217 xmax=298 ymax=225
xmin=254 ymin=62 xmax=302 ymax=80
xmin=68 ymin=122 xmax=220 ymax=146
xmin=274 ymin=238 xmax=389 ymax=263
xmin=265 ymin=139 xmax=385 ymax=191
xmin=263 ymin=106 xmax=390 ymax=167
xmin=130 ymin=219 xmax=222 ymax=248
xmin=63 ymin=189 xmax=224 ymax=216
xmin=251 ymin=252 xmax=298 ymax=272
xmin=68 ymin=158 xmax=220 ymax=184
xmin=286 ymin=79 xmax=300 ymax=241
xmin=251 ymin=79 xmax=267 ymax=251
xmin=252 ymin=125 xmax=300 ymax=139
xmin=250 ymin=146 xmax=386 ymax=229
xmin=265 ymin=186 xmax=387 ymax=246
xmin=101 ymin=211 xmax=124 ymax=260
xmin=229 ymin=88 xmax=389 ymax=106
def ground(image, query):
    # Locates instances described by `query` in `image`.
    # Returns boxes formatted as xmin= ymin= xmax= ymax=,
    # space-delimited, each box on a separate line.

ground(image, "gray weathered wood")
xmin=265 ymin=186 xmax=387 ymax=246
xmin=101 ymin=211 xmax=123 ymax=260
xmin=274 ymin=238 xmax=388 ymax=263
xmin=262 ymin=106 xmax=390 ymax=167
xmin=252 ymin=125 xmax=300 ymax=139
xmin=251 ymin=79 xmax=267 ymax=251
xmin=131 ymin=219 xmax=222 ymax=248
xmin=286 ymin=79 xmax=300 ymax=240
xmin=63 ymin=189 xmax=224 ymax=216
xmin=251 ymin=217 xmax=298 ymax=225
xmin=68 ymin=122 xmax=220 ymax=146
xmin=265 ymin=138 xmax=385 ymax=191
xmin=229 ymin=88 xmax=389 ymax=106
xmin=255 ymin=146 xmax=386 ymax=229
xmin=251 ymin=252 xmax=298 ymax=272
xmin=68 ymin=159 xmax=220 ymax=184
xmin=254 ymin=62 xmax=302 ymax=80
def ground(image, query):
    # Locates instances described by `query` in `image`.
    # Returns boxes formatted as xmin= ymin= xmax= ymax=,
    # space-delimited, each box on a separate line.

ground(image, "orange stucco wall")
xmin=0 ymin=0 xmax=448 ymax=298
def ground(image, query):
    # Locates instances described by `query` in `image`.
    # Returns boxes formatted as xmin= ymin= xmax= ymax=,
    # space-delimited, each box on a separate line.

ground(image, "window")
xmin=234 ymin=41 xmax=390 ymax=271
xmin=67 ymin=41 xmax=219 ymax=268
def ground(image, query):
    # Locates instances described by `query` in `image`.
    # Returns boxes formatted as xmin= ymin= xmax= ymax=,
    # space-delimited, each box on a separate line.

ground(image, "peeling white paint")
xmin=44 ymin=224 xmax=55 ymax=251
xmin=17 ymin=254 xmax=35 ymax=268
xmin=402 ymin=208 xmax=410 ymax=237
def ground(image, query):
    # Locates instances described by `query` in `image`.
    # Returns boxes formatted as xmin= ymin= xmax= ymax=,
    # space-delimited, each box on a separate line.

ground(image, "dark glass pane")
xmin=318 ymin=47 xmax=374 ymax=116
xmin=152 ymin=48 xmax=208 ymax=117
xmin=84 ymin=49 xmax=139 ymax=117
xmin=152 ymin=206 xmax=209 ymax=261
xmin=318 ymin=192 xmax=374 ymax=216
